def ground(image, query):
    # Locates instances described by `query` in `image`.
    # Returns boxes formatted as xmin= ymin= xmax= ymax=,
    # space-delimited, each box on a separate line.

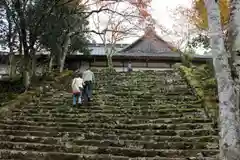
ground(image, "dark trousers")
xmin=83 ymin=81 xmax=93 ymax=99
xmin=127 ymin=67 xmax=132 ymax=72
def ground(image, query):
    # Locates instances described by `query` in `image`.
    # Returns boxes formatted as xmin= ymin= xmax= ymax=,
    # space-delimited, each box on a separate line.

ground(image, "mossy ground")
xmin=0 ymin=69 xmax=219 ymax=160
xmin=178 ymin=64 xmax=218 ymax=124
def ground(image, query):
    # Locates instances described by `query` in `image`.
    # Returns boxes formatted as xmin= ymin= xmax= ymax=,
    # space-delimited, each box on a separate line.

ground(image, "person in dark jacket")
xmin=127 ymin=61 xmax=133 ymax=72
xmin=82 ymin=68 xmax=95 ymax=102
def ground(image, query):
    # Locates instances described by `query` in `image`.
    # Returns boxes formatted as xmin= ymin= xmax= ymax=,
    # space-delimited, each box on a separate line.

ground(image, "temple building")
xmin=66 ymin=25 xmax=211 ymax=72
xmin=0 ymin=22 xmax=211 ymax=75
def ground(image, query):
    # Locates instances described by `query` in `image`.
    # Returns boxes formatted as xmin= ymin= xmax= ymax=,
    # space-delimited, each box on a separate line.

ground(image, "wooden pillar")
xmin=89 ymin=58 xmax=91 ymax=68
xmin=79 ymin=60 xmax=81 ymax=70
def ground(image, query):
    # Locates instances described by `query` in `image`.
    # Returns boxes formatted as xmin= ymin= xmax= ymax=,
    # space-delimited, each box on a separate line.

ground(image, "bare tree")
xmin=204 ymin=0 xmax=240 ymax=159
xmin=91 ymin=0 xmax=142 ymax=68
xmin=1 ymin=0 xmax=123 ymax=88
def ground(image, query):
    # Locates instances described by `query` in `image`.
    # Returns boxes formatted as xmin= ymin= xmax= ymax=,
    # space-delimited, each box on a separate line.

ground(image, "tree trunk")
xmin=49 ymin=51 xmax=55 ymax=72
xmin=107 ymin=54 xmax=113 ymax=69
xmin=15 ymin=0 xmax=32 ymax=89
xmin=23 ymin=54 xmax=31 ymax=90
xmin=31 ymin=53 xmax=37 ymax=79
xmin=31 ymin=57 xmax=36 ymax=78
xmin=228 ymin=0 xmax=240 ymax=60
xmin=59 ymin=59 xmax=65 ymax=73
xmin=5 ymin=4 xmax=16 ymax=79
xmin=9 ymin=54 xmax=16 ymax=78
xmin=204 ymin=0 xmax=240 ymax=159
xmin=18 ymin=33 xmax=24 ymax=76
xmin=56 ymin=50 xmax=61 ymax=71
xmin=228 ymin=0 xmax=240 ymax=116
xmin=106 ymin=47 xmax=114 ymax=69
xmin=59 ymin=34 xmax=71 ymax=73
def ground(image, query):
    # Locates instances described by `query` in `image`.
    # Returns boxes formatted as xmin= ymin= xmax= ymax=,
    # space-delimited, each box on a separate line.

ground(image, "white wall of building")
xmin=0 ymin=64 xmax=8 ymax=74
xmin=0 ymin=61 xmax=174 ymax=78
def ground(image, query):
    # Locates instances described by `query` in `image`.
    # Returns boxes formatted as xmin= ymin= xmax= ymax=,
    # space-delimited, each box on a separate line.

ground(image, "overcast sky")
xmin=151 ymin=0 xmax=191 ymax=28
xmin=90 ymin=0 xmax=193 ymax=44
xmin=0 ymin=0 xmax=194 ymax=52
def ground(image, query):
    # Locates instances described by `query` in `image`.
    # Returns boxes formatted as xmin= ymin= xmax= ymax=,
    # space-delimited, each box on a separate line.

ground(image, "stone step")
xmin=0 ymin=149 xmax=131 ymax=160
xmin=94 ymin=91 xmax=193 ymax=96
xmin=40 ymin=95 xmax=197 ymax=105
xmin=98 ymin=72 xmax=181 ymax=75
xmin=96 ymin=85 xmax=190 ymax=90
xmin=107 ymin=86 xmax=191 ymax=91
xmin=0 ymin=129 xmax=219 ymax=142
xmin=46 ymin=92 xmax=188 ymax=100
xmin=95 ymin=73 xmax=182 ymax=77
xmin=22 ymin=103 xmax=204 ymax=110
xmin=0 ymin=135 xmax=219 ymax=150
xmin=43 ymin=93 xmax=195 ymax=102
xmin=95 ymin=71 xmax=178 ymax=75
xmin=103 ymin=100 xmax=201 ymax=106
xmin=0 ymin=70 xmax=218 ymax=159
xmin=96 ymin=73 xmax=182 ymax=77
xmin=40 ymin=93 xmax=197 ymax=105
xmin=118 ymin=78 xmax=185 ymax=81
xmin=10 ymin=111 xmax=205 ymax=119
xmin=30 ymin=100 xmax=201 ymax=108
xmin=99 ymin=94 xmax=196 ymax=100
xmin=0 ymin=134 xmax=219 ymax=144
xmin=0 ymin=120 xmax=213 ymax=130
xmin=98 ymin=84 xmax=186 ymax=87
xmin=96 ymin=82 xmax=187 ymax=87
xmin=34 ymin=101 xmax=100 ymax=106
xmin=97 ymin=76 xmax=184 ymax=80
xmin=0 ymin=142 xmax=219 ymax=158
xmin=0 ymin=137 xmax=219 ymax=152
xmin=0 ymin=124 xmax=218 ymax=136
xmin=95 ymin=70 xmax=175 ymax=73
xmin=7 ymin=116 xmax=212 ymax=124
xmin=96 ymin=75 xmax=183 ymax=79
xmin=94 ymin=86 xmax=188 ymax=90
xmin=10 ymin=107 xmax=204 ymax=115
xmin=96 ymin=79 xmax=184 ymax=83
xmin=0 ymin=155 xmax=218 ymax=160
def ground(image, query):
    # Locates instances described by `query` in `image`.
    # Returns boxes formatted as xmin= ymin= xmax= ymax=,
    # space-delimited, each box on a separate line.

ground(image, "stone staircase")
xmin=0 ymin=70 xmax=219 ymax=160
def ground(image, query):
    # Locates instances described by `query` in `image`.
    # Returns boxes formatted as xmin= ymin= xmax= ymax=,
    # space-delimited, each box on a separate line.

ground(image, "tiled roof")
xmin=116 ymin=52 xmax=180 ymax=57
xmin=116 ymin=51 xmax=212 ymax=59
xmin=89 ymin=45 xmax=126 ymax=55
xmin=0 ymin=44 xmax=212 ymax=59
xmin=119 ymin=30 xmax=179 ymax=53
xmin=88 ymin=43 xmax=128 ymax=48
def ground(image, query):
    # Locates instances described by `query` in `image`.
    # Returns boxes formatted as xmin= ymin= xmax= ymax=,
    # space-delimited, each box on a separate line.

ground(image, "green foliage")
xmin=0 ymin=0 xmax=91 ymax=88
xmin=180 ymin=49 xmax=194 ymax=68
xmin=0 ymin=68 xmax=73 ymax=106
xmin=0 ymin=2 xmax=18 ymax=52
xmin=39 ymin=1 xmax=90 ymax=55
xmin=0 ymin=78 xmax=25 ymax=106
xmin=0 ymin=69 xmax=72 ymax=117
xmin=179 ymin=64 xmax=218 ymax=125
xmin=187 ymin=34 xmax=210 ymax=49
xmin=0 ymin=7 xmax=6 ymax=47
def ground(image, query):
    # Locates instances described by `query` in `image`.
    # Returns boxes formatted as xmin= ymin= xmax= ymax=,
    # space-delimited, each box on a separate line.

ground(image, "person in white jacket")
xmin=71 ymin=73 xmax=84 ymax=106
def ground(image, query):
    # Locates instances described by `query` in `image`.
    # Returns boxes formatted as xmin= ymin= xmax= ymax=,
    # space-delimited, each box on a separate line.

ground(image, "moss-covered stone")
xmin=0 ymin=70 xmax=73 ymax=117
xmin=178 ymin=65 xmax=218 ymax=125
xmin=0 ymin=69 xmax=219 ymax=159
